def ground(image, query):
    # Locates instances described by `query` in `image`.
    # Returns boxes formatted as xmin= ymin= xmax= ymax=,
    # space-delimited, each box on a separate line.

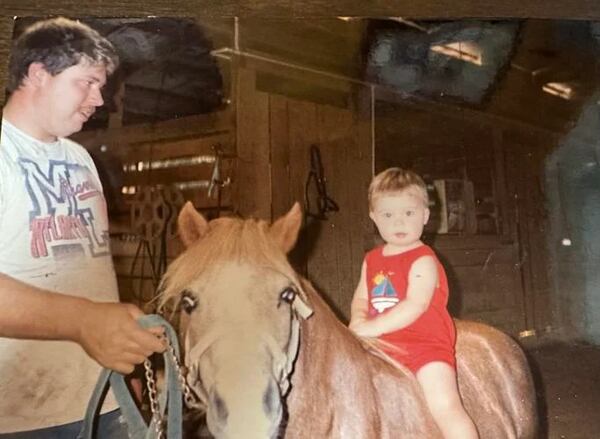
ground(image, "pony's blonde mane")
xmin=298 ymin=277 xmax=412 ymax=376
xmin=158 ymin=212 xmax=408 ymax=376
xmin=157 ymin=216 xmax=302 ymax=312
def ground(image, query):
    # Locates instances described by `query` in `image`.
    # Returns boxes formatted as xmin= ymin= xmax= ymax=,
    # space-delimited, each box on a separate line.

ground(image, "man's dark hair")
xmin=7 ymin=17 xmax=119 ymax=92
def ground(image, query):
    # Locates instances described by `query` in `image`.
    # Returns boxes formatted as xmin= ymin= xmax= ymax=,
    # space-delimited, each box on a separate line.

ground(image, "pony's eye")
xmin=181 ymin=290 xmax=198 ymax=314
xmin=279 ymin=287 xmax=297 ymax=306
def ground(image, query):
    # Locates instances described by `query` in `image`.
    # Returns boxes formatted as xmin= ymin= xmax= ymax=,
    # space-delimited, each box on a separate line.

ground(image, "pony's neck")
xmin=285 ymin=284 xmax=386 ymax=434
xmin=284 ymin=281 xmax=438 ymax=439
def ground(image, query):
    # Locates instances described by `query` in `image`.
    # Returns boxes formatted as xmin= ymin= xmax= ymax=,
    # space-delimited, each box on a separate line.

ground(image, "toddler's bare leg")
xmin=416 ymin=361 xmax=479 ymax=439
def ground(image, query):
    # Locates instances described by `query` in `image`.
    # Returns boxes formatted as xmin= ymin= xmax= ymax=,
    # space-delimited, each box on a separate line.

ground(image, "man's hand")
xmin=77 ymin=302 xmax=166 ymax=374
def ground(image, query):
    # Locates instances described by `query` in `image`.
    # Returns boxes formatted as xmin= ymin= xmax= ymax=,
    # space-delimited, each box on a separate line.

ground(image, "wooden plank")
xmin=287 ymin=100 xmax=317 ymax=210
xmin=121 ymin=186 xmax=232 ymax=209
xmin=307 ymin=104 xmax=348 ymax=316
xmin=234 ymin=66 xmax=271 ymax=218
xmin=239 ymin=18 xmax=365 ymax=79
xmin=431 ymin=234 xmax=504 ymax=250
xmin=436 ymin=246 xmax=519 ymax=267
xmin=181 ymin=187 xmax=233 ymax=211
xmin=2 ymin=1 xmax=600 ymax=21
xmin=286 ymin=98 xmax=317 ymax=276
xmin=111 ymin=236 xmax=182 ymax=258
xmin=292 ymin=102 xmax=373 ymax=319
xmin=459 ymin=308 xmax=525 ymax=335
xmin=73 ymin=111 xmax=234 ymax=146
xmin=121 ymin=159 xmax=233 ymax=186
xmin=0 ymin=16 xmax=13 ymax=105
xmin=353 ymin=111 xmax=376 ymax=254
xmin=486 ymin=20 xmax=596 ymax=134
xmin=343 ymin=116 xmax=376 ymax=318
xmin=269 ymin=94 xmax=292 ymax=219
xmin=116 ymin=133 xmax=234 ymax=163
xmin=503 ymin=128 xmax=557 ymax=334
xmin=493 ymin=127 xmax=513 ymax=240
xmin=331 ymin=106 xmax=363 ymax=318
xmin=374 ymin=85 xmax=563 ymax=139
xmin=451 ymin=264 xmax=522 ymax=313
xmin=256 ymin=71 xmax=350 ymax=109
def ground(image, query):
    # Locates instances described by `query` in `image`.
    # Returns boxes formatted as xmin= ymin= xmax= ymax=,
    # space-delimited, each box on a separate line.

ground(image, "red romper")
xmin=365 ymin=244 xmax=456 ymax=373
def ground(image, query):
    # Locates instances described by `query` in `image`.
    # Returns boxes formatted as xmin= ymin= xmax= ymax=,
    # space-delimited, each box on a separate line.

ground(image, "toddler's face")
xmin=369 ymin=188 xmax=429 ymax=252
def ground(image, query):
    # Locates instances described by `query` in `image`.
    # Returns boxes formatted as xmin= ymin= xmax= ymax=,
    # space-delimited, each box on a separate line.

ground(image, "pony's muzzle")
xmin=206 ymin=377 xmax=283 ymax=439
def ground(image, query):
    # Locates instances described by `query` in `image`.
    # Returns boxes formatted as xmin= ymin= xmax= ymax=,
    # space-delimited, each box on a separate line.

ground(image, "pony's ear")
xmin=177 ymin=201 xmax=209 ymax=248
xmin=270 ymin=202 xmax=303 ymax=253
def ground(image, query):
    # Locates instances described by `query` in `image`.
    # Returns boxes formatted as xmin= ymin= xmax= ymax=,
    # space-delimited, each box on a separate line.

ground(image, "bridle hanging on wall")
xmin=207 ymin=143 xmax=230 ymax=219
xmin=304 ymin=144 xmax=339 ymax=221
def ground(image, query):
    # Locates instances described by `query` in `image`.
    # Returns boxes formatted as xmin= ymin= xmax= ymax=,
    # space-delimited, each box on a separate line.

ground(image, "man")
xmin=0 ymin=17 xmax=165 ymax=437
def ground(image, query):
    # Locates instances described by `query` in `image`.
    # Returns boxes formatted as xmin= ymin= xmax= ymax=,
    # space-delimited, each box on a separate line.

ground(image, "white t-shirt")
xmin=0 ymin=119 xmax=118 ymax=432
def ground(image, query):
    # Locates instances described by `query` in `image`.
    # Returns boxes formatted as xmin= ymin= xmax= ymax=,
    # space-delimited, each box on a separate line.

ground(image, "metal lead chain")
xmin=141 ymin=327 xmax=199 ymax=439
xmin=144 ymin=358 xmax=164 ymax=439
xmin=164 ymin=336 xmax=197 ymax=407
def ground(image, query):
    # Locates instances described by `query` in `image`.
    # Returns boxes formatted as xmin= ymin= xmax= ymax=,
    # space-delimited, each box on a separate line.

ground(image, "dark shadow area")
xmin=526 ymin=342 xmax=600 ymax=438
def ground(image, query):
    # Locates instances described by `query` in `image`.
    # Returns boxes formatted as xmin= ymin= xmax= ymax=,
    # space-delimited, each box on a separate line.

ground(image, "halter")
xmin=82 ymin=292 xmax=312 ymax=438
xmin=83 ymin=271 xmax=313 ymax=438
xmin=178 ymin=290 xmax=313 ymax=408
xmin=82 ymin=314 xmax=184 ymax=439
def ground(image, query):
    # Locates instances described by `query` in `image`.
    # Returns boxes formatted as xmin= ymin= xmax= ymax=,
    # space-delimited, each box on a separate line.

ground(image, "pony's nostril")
xmin=210 ymin=389 xmax=229 ymax=423
xmin=263 ymin=379 xmax=281 ymax=416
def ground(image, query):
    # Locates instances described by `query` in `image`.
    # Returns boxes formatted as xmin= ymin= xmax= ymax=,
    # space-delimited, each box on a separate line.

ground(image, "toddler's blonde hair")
xmin=368 ymin=168 xmax=428 ymax=211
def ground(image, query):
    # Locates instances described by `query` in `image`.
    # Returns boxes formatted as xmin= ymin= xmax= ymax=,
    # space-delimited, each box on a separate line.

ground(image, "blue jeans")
xmin=0 ymin=409 xmax=129 ymax=439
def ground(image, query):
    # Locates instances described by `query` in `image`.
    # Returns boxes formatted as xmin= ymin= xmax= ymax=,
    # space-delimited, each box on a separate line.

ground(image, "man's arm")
xmin=350 ymin=255 xmax=438 ymax=338
xmin=0 ymin=273 xmax=165 ymax=374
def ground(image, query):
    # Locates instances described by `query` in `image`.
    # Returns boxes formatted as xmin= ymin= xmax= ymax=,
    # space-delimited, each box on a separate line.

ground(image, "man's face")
xmin=36 ymin=61 xmax=107 ymax=140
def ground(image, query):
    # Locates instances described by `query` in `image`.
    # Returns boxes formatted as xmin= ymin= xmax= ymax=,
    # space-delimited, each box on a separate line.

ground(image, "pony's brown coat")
xmin=286 ymin=280 xmax=537 ymax=438
xmin=160 ymin=204 xmax=537 ymax=438
xmin=286 ymin=279 xmax=441 ymax=438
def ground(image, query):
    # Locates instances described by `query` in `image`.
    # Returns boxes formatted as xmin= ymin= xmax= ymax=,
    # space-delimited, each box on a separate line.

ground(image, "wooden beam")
xmin=72 ymin=111 xmax=233 ymax=146
xmin=234 ymin=66 xmax=271 ymax=218
xmin=0 ymin=16 xmax=14 ymax=104
xmin=1 ymin=1 xmax=600 ymax=19
xmin=374 ymin=85 xmax=566 ymax=139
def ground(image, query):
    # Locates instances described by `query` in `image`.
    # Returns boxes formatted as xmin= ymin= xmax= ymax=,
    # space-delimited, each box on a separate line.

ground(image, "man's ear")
xmin=26 ymin=63 xmax=49 ymax=87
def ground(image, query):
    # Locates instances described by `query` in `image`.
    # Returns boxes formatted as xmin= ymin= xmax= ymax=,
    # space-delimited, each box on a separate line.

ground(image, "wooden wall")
xmin=72 ymin=111 xmax=236 ymax=307
xmin=66 ymin=53 xmax=374 ymax=318
xmin=502 ymin=127 xmax=557 ymax=335
xmin=235 ymin=60 xmax=373 ymax=318
xmin=374 ymin=95 xmax=558 ymax=337
xmin=1 ymin=7 xmax=592 ymax=335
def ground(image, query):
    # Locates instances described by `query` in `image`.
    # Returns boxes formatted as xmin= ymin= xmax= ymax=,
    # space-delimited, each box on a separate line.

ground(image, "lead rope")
xmin=109 ymin=295 xmax=313 ymax=439
xmin=81 ymin=315 xmax=187 ymax=439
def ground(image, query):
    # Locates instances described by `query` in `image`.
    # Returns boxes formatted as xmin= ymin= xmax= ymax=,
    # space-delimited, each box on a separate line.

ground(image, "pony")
xmin=157 ymin=202 xmax=537 ymax=438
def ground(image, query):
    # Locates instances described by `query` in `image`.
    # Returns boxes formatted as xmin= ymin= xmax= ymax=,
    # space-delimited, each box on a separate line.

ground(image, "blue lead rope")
xmin=81 ymin=314 xmax=183 ymax=439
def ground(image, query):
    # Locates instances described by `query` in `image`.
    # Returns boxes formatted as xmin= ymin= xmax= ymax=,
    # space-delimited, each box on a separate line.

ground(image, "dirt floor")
xmin=526 ymin=341 xmax=600 ymax=439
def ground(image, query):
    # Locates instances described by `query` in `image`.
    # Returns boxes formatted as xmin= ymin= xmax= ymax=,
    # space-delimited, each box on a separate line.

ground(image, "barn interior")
xmin=2 ymin=10 xmax=600 ymax=438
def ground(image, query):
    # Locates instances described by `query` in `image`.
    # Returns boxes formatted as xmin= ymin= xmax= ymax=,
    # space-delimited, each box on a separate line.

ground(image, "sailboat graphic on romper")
xmin=370 ymin=273 xmax=400 ymax=313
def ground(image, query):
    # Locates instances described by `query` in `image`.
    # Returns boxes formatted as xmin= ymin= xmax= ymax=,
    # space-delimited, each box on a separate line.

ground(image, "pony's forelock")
xmin=156 ymin=216 xmax=299 ymax=312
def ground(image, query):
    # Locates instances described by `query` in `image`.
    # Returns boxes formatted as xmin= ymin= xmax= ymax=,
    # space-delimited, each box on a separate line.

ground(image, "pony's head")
xmin=158 ymin=202 xmax=312 ymax=439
